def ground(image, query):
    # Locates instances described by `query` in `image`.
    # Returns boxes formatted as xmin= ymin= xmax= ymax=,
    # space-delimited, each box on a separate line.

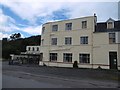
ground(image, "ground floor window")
xmin=63 ymin=53 xmax=72 ymax=62
xmin=79 ymin=54 xmax=90 ymax=63
xmin=50 ymin=53 xmax=57 ymax=61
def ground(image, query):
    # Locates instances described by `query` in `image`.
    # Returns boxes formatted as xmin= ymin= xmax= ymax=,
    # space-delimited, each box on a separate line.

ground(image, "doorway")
xmin=109 ymin=52 xmax=118 ymax=69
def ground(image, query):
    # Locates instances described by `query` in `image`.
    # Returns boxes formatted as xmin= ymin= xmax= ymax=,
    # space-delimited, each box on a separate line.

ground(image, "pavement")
xmin=2 ymin=61 xmax=120 ymax=88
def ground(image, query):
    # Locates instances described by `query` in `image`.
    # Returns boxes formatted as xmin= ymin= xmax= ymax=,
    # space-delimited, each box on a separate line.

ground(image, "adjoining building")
xmin=10 ymin=46 xmax=41 ymax=64
xmin=39 ymin=15 xmax=120 ymax=70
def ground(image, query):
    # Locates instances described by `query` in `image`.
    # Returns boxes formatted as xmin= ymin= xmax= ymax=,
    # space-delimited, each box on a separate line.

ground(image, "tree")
xmin=10 ymin=33 xmax=21 ymax=40
xmin=15 ymin=33 xmax=21 ymax=39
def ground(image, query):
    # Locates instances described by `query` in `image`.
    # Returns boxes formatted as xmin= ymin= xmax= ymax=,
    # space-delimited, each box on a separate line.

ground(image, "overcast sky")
xmin=0 ymin=0 xmax=119 ymax=40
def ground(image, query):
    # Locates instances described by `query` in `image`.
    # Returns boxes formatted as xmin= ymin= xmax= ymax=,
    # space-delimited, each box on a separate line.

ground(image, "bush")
xmin=97 ymin=66 xmax=102 ymax=70
xmin=73 ymin=61 xmax=78 ymax=68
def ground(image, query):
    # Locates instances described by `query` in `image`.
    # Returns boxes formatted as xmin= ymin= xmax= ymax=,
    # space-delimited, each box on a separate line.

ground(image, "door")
xmin=109 ymin=52 xmax=117 ymax=69
xmin=40 ymin=53 xmax=43 ymax=61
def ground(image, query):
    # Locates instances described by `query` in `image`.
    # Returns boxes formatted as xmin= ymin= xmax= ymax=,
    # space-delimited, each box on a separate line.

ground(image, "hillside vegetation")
xmin=2 ymin=35 xmax=41 ymax=60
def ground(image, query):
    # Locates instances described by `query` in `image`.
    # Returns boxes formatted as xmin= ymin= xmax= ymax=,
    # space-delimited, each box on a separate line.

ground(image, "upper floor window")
xmin=32 ymin=47 xmax=34 ymax=51
xmin=65 ymin=23 xmax=72 ymax=30
xmin=82 ymin=21 xmax=87 ymax=29
xmin=42 ymin=27 xmax=45 ymax=34
xmin=28 ymin=47 xmax=31 ymax=51
xmin=41 ymin=39 xmax=44 ymax=46
xmin=52 ymin=25 xmax=58 ymax=31
xmin=79 ymin=54 xmax=90 ymax=63
xmin=50 ymin=53 xmax=57 ymax=62
xmin=65 ymin=37 xmax=72 ymax=45
xmin=51 ymin=38 xmax=57 ymax=45
xmin=107 ymin=22 xmax=114 ymax=29
xmin=63 ymin=53 xmax=72 ymax=62
xmin=109 ymin=33 xmax=116 ymax=44
xmin=80 ymin=36 xmax=88 ymax=44
xmin=106 ymin=18 xmax=115 ymax=29
xmin=37 ymin=47 xmax=39 ymax=51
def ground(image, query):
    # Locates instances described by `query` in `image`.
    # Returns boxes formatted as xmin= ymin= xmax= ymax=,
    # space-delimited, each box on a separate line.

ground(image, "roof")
xmin=95 ymin=20 xmax=120 ymax=32
xmin=43 ymin=16 xmax=94 ymax=25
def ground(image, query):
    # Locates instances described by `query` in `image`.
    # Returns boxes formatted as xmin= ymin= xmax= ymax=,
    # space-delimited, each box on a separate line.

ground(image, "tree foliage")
xmin=2 ymin=35 xmax=41 ymax=59
xmin=10 ymin=33 xmax=21 ymax=40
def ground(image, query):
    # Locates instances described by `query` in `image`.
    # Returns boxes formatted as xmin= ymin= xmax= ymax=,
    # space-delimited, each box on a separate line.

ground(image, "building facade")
xmin=39 ymin=15 xmax=120 ymax=70
xmin=10 ymin=46 xmax=41 ymax=64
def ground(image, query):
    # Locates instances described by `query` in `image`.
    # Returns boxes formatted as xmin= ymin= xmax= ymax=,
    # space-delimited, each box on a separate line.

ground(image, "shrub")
xmin=73 ymin=61 xmax=78 ymax=68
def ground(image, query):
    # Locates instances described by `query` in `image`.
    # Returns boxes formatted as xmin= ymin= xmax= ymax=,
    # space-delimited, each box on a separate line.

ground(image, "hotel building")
xmin=39 ymin=15 xmax=120 ymax=70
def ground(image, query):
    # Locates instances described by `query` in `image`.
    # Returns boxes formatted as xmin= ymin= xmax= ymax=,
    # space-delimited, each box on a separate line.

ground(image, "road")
xmin=2 ymin=61 xmax=120 ymax=88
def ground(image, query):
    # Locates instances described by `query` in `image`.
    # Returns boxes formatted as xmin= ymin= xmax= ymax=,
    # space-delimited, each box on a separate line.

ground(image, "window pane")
xmin=42 ymin=27 xmax=45 ymax=34
xmin=28 ymin=47 xmax=30 ymax=51
xmin=108 ymin=22 xmax=113 ymax=29
xmin=82 ymin=21 xmax=87 ymax=29
xmin=50 ymin=53 xmax=57 ymax=61
xmin=51 ymin=38 xmax=57 ymax=45
xmin=65 ymin=23 xmax=72 ymax=30
xmin=80 ymin=36 xmax=88 ymax=44
xmin=65 ymin=37 xmax=72 ymax=45
xmin=52 ymin=25 xmax=58 ymax=31
xmin=37 ymin=47 xmax=39 ymax=51
xmin=109 ymin=33 xmax=115 ymax=44
xmin=63 ymin=53 xmax=72 ymax=62
xmin=79 ymin=54 xmax=90 ymax=63
xmin=41 ymin=39 xmax=44 ymax=45
xmin=32 ymin=47 xmax=34 ymax=51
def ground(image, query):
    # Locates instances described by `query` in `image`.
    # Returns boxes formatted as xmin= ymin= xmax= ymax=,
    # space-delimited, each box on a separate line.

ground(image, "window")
xmin=42 ymin=27 xmax=45 ymax=34
xmin=79 ymin=54 xmax=90 ymax=63
xmin=63 ymin=53 xmax=72 ymax=62
xmin=65 ymin=23 xmax=72 ymax=30
xmin=50 ymin=53 xmax=57 ymax=61
xmin=82 ymin=21 xmax=87 ymax=29
xmin=28 ymin=47 xmax=31 ymax=51
xmin=37 ymin=47 xmax=39 ymax=51
xmin=32 ymin=47 xmax=34 ymax=51
xmin=41 ymin=39 xmax=44 ymax=45
xmin=52 ymin=25 xmax=58 ymax=31
xmin=80 ymin=36 xmax=88 ymax=44
xmin=65 ymin=37 xmax=72 ymax=45
xmin=107 ymin=22 xmax=114 ymax=29
xmin=51 ymin=38 xmax=57 ymax=45
xmin=109 ymin=33 xmax=116 ymax=44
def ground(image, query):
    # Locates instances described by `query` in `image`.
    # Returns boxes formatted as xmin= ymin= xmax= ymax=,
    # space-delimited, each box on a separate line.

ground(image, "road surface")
xmin=2 ymin=61 xmax=120 ymax=88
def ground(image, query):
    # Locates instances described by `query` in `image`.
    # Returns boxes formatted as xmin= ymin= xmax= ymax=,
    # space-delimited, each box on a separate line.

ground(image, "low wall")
xmin=39 ymin=61 xmax=117 ymax=70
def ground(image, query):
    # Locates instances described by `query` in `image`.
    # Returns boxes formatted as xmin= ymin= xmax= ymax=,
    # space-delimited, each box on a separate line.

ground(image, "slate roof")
xmin=95 ymin=20 xmax=120 ymax=32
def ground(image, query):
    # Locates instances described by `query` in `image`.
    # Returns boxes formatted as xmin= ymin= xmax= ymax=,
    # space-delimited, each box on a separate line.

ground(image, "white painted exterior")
xmin=26 ymin=46 xmax=41 ymax=54
xmin=10 ymin=46 xmax=41 ymax=60
xmin=40 ymin=16 xmax=120 ymax=70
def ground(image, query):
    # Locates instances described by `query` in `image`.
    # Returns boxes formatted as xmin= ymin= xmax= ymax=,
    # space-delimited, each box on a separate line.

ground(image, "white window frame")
xmin=107 ymin=22 xmax=114 ymax=29
xmin=50 ymin=53 xmax=57 ymax=61
xmin=63 ymin=53 xmax=72 ymax=62
xmin=79 ymin=54 xmax=90 ymax=63
xmin=42 ymin=27 xmax=45 ymax=34
xmin=109 ymin=33 xmax=116 ymax=44
xmin=51 ymin=38 xmax=57 ymax=45
xmin=65 ymin=37 xmax=72 ymax=45
xmin=52 ymin=25 xmax=58 ymax=31
xmin=65 ymin=23 xmax=72 ymax=30
xmin=80 ymin=36 xmax=88 ymax=44
xmin=82 ymin=21 xmax=87 ymax=29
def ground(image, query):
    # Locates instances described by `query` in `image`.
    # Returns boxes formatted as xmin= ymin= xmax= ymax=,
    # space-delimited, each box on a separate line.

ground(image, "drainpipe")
xmin=92 ymin=14 xmax=97 ymax=69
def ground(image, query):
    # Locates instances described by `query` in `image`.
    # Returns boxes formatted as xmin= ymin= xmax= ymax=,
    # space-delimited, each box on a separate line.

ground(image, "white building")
xmin=10 ymin=46 xmax=41 ymax=64
xmin=39 ymin=15 xmax=120 ymax=70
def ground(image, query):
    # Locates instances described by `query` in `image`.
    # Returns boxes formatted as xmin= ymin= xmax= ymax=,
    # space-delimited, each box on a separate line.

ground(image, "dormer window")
xmin=107 ymin=22 xmax=114 ymax=29
xmin=107 ymin=18 xmax=115 ymax=29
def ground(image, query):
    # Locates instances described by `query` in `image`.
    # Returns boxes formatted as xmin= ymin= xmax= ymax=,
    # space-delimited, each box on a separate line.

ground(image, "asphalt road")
xmin=2 ymin=61 xmax=120 ymax=88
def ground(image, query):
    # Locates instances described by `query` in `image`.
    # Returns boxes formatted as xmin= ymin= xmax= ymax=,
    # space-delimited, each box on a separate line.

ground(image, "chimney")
xmin=94 ymin=13 xmax=97 ymax=32
xmin=94 ymin=13 xmax=97 ymax=25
